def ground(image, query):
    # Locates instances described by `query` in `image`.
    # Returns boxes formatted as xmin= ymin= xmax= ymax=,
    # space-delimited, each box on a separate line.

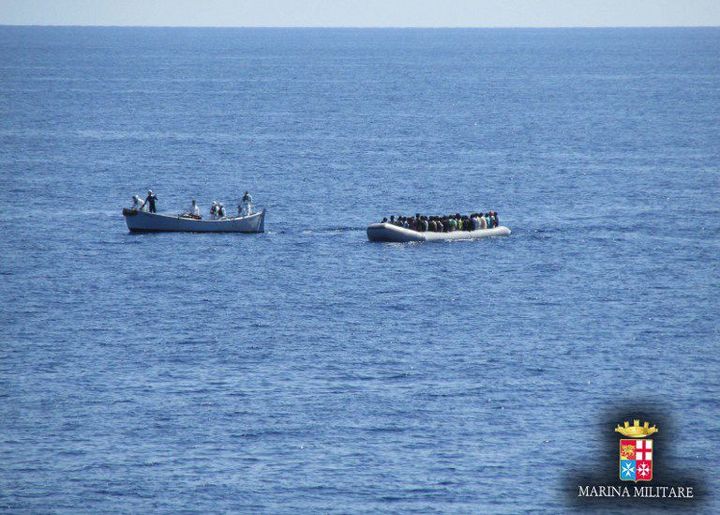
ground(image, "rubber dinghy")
xmin=367 ymin=222 xmax=510 ymax=242
xmin=123 ymin=208 xmax=265 ymax=233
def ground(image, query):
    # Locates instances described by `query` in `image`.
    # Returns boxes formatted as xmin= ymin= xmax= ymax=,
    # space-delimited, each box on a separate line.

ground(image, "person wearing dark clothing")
xmin=144 ymin=190 xmax=158 ymax=213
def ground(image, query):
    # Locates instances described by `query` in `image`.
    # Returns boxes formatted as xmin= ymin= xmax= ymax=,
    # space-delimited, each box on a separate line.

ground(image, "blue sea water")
xmin=0 ymin=27 xmax=719 ymax=513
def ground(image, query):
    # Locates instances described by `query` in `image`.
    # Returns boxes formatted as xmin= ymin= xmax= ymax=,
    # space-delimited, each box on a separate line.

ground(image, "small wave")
xmin=301 ymin=226 xmax=365 ymax=234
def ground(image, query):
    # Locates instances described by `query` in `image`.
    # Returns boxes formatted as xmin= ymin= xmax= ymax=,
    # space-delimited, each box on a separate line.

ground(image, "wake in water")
xmin=300 ymin=226 xmax=366 ymax=234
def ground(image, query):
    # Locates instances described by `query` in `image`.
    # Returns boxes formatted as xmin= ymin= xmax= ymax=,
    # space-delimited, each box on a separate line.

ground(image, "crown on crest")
xmin=615 ymin=419 xmax=658 ymax=438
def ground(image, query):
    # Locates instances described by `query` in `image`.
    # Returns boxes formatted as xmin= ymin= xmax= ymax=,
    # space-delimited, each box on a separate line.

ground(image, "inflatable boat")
xmin=123 ymin=208 xmax=265 ymax=233
xmin=367 ymin=222 xmax=510 ymax=242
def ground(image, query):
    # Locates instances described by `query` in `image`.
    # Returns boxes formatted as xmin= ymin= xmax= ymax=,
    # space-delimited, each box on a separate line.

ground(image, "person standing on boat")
xmin=240 ymin=191 xmax=253 ymax=216
xmin=188 ymin=199 xmax=200 ymax=218
xmin=143 ymin=190 xmax=158 ymax=213
xmin=131 ymin=195 xmax=144 ymax=211
xmin=217 ymin=203 xmax=226 ymax=218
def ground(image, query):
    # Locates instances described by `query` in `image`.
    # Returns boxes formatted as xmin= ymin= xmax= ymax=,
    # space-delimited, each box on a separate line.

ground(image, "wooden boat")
xmin=123 ymin=208 xmax=265 ymax=233
xmin=367 ymin=222 xmax=510 ymax=242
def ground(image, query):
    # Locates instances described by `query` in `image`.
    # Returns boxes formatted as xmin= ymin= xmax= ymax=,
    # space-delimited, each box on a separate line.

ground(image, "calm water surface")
xmin=1 ymin=27 xmax=719 ymax=513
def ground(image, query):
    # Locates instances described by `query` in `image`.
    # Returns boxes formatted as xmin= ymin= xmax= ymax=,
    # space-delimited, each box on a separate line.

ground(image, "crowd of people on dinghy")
xmin=380 ymin=212 xmax=500 ymax=232
xmin=130 ymin=191 xmax=254 ymax=219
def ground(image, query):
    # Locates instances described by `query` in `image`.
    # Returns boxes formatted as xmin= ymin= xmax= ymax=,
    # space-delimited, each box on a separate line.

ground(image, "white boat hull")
xmin=123 ymin=208 xmax=265 ymax=233
xmin=367 ymin=222 xmax=510 ymax=242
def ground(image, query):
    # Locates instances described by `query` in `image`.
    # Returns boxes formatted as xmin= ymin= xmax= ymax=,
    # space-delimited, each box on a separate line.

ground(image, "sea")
xmin=1 ymin=27 xmax=718 ymax=513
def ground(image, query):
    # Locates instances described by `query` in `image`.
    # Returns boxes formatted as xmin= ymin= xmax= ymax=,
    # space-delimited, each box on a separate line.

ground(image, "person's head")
xmin=148 ymin=190 xmax=153 ymax=196
xmin=191 ymin=199 xmax=196 ymax=205
xmin=382 ymin=217 xmax=387 ymax=223
xmin=390 ymin=215 xmax=394 ymax=221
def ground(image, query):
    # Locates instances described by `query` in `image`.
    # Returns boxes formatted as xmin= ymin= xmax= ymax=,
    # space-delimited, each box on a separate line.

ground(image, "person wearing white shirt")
xmin=183 ymin=199 xmax=201 ymax=218
xmin=131 ymin=195 xmax=144 ymax=210
xmin=240 ymin=191 xmax=253 ymax=215
xmin=478 ymin=212 xmax=487 ymax=229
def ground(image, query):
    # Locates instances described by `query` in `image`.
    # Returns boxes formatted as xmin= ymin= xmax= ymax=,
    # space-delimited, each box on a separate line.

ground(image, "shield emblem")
xmin=619 ymin=439 xmax=653 ymax=481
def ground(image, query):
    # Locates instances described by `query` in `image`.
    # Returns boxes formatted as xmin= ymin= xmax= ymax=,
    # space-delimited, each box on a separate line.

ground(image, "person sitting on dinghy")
xmin=143 ymin=190 xmax=158 ymax=213
xmin=210 ymin=201 xmax=218 ymax=219
xmin=478 ymin=213 xmax=487 ymax=229
xmin=217 ymin=203 xmax=226 ymax=218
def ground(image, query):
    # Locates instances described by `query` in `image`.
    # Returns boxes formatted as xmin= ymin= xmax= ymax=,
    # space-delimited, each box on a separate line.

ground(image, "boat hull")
xmin=123 ymin=208 xmax=265 ymax=233
xmin=367 ymin=222 xmax=510 ymax=242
